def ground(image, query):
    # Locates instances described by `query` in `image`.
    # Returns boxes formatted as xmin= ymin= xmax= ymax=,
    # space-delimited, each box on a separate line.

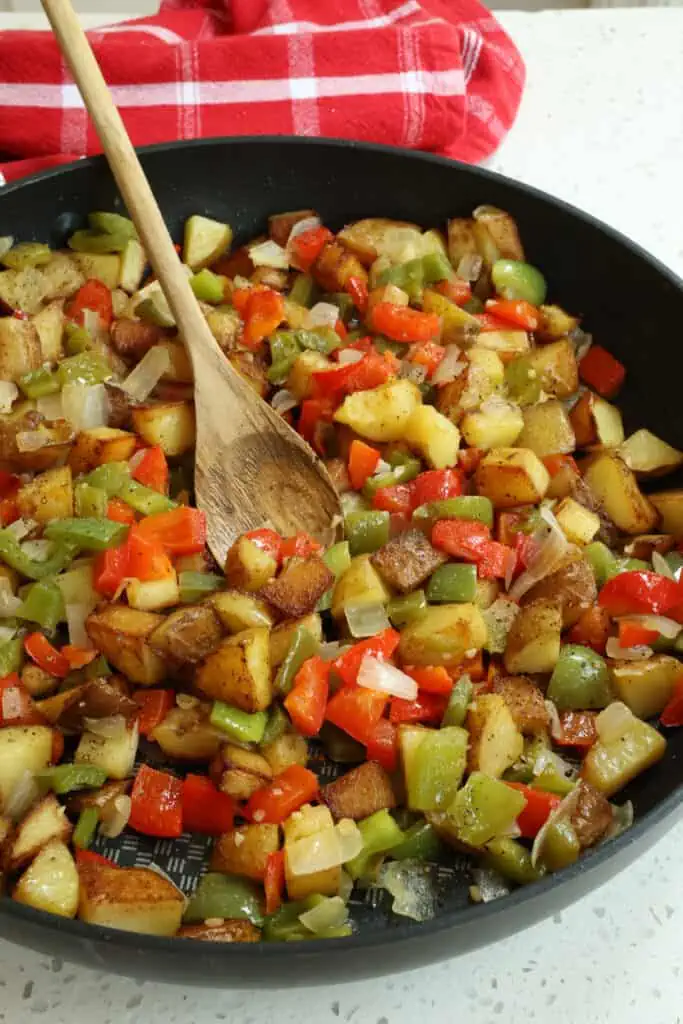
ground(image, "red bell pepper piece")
xmin=389 ymin=692 xmax=449 ymax=725
xmin=505 ymin=782 xmax=560 ymax=838
xmin=618 ymin=620 xmax=660 ymax=649
xmin=65 ymin=278 xmax=113 ymax=328
xmin=234 ymin=287 xmax=285 ymax=350
xmin=556 ymin=710 xmax=598 ymax=749
xmin=332 ymin=628 xmax=400 ymax=686
xmin=107 ymin=498 xmax=136 ymax=525
xmin=264 ymin=850 xmax=286 ymax=915
xmin=297 ymin=398 xmax=336 ymax=452
xmin=598 ymin=571 xmax=680 ymax=617
xmin=244 ymin=527 xmax=283 ymax=563
xmin=542 ymin=453 xmax=579 ymax=478
xmin=245 ymin=765 xmax=319 ymax=825
xmin=60 ymin=645 xmax=97 ymax=670
xmin=129 ymin=764 xmax=183 ymax=838
xmin=348 ymin=440 xmax=381 ymax=491
xmin=334 ymin=320 xmax=347 ymax=341
xmin=407 ymin=341 xmax=446 ymax=378
xmin=345 ymin=276 xmax=368 ymax=315
xmin=403 ymin=665 xmax=453 ymax=696
xmin=333 ymin=337 xmax=373 ymax=360
xmin=485 ymin=298 xmax=539 ymax=331
xmin=284 ymin=655 xmax=329 ymax=737
xmin=411 ymin=469 xmax=464 ymax=507
xmin=182 ymin=773 xmax=236 ymax=835
xmin=431 ymin=518 xmax=491 ymax=561
xmin=0 ymin=496 xmax=20 ymax=526
xmin=133 ymin=688 xmax=175 ymax=737
xmin=325 ymin=686 xmax=388 ymax=744
xmin=280 ymin=532 xmax=322 ymax=560
xmin=136 ymin=507 xmax=207 ymax=556
xmin=0 ymin=672 xmax=43 ymax=726
xmin=312 ymin=350 xmax=395 ymax=399
xmin=474 ymin=313 xmax=514 ymax=333
xmin=579 ymin=345 xmax=626 ymax=399
xmin=369 ymin=303 xmax=440 ymax=343
xmin=0 ymin=471 xmax=20 ymax=498
xmin=365 ymin=717 xmax=398 ymax=773
xmin=50 ymin=730 xmax=64 ymax=764
xmin=372 ymin=483 xmax=414 ymax=515
xmin=435 ymin=278 xmax=472 ymax=306
xmin=290 ymin=226 xmax=334 ymax=272
xmin=93 ymin=543 xmax=129 ymax=598
xmin=132 ymin=446 xmax=169 ymax=494
xmin=75 ymin=849 xmax=115 ymax=868
xmin=24 ymin=633 xmax=70 ymax=678
xmin=660 ymin=676 xmax=683 ymax=727
xmin=566 ymin=606 xmax=611 ymax=654
xmin=476 ymin=540 xmax=516 ymax=581
xmin=126 ymin=526 xmax=174 ymax=582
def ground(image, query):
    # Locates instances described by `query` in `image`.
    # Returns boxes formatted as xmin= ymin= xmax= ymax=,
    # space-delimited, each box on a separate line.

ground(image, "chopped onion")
xmin=456 ymin=253 xmax=483 ymax=282
xmin=616 ymin=613 xmax=681 ymax=639
xmin=299 ymin=895 xmax=349 ymax=935
xmin=0 ymin=578 xmax=21 ymax=617
xmin=6 ymin=769 xmax=40 ymax=820
xmin=652 ymin=550 xmax=674 ymax=579
xmin=319 ymin=641 xmax=349 ymax=662
xmin=176 ymin=693 xmax=200 ymax=710
xmin=6 ymin=517 xmax=38 ymax=541
xmin=305 ymin=302 xmax=340 ymax=330
xmin=287 ymin=829 xmax=343 ymax=877
xmin=470 ymin=867 xmax=509 ymax=903
xmin=399 ymin=360 xmax=427 ymax=385
xmin=121 ymin=346 xmax=171 ymax=402
xmin=36 ymin=391 xmax=65 ymax=421
xmin=128 ymin=448 xmax=147 ymax=473
xmin=337 ymin=869 xmax=354 ymax=903
xmin=84 ymin=714 xmax=128 ymax=738
xmin=336 ymin=348 xmax=364 ymax=366
xmin=345 ymin=603 xmax=392 ymax=640
xmin=0 ymin=381 xmax=18 ymax=414
xmin=0 ymin=623 xmax=17 ymax=644
xmin=532 ymin=786 xmax=582 ymax=867
xmin=378 ymin=860 xmax=438 ymax=922
xmin=605 ymin=637 xmax=653 ymax=661
xmin=249 ymin=239 xmax=289 ymax=270
xmin=61 ymin=382 xmax=109 ymax=431
xmin=285 ymin=215 xmax=321 ymax=255
xmin=357 ymin=654 xmax=418 ymax=700
xmin=99 ymin=794 xmax=131 ymax=838
xmin=271 ymin=389 xmax=299 ymax=414
xmin=571 ymin=328 xmax=593 ymax=362
xmin=480 ymin=394 xmax=518 ymax=419
xmin=335 ymin=818 xmax=363 ymax=863
xmin=374 ymin=459 xmax=391 ymax=475
xmin=20 ymin=539 xmax=52 ymax=562
xmin=603 ymin=799 xmax=634 ymax=843
xmin=596 ymin=701 xmax=634 ymax=743
xmin=0 ymin=235 xmax=14 ymax=258
xmin=545 ymin=699 xmax=563 ymax=741
xmin=66 ymin=602 xmax=94 ymax=648
xmin=509 ymin=506 xmax=571 ymax=601
xmin=16 ymin=428 xmax=52 ymax=453
xmin=431 ymin=345 xmax=464 ymax=385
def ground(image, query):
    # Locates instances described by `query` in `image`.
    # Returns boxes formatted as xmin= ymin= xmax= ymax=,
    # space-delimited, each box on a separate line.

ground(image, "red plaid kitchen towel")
xmin=0 ymin=0 xmax=524 ymax=186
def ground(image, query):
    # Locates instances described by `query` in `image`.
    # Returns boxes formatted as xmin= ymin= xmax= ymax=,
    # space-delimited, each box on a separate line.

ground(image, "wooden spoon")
xmin=41 ymin=0 xmax=341 ymax=566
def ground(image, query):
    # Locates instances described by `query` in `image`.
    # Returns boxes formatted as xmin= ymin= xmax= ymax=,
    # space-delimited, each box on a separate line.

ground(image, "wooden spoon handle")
xmin=41 ymin=0 xmax=219 ymax=370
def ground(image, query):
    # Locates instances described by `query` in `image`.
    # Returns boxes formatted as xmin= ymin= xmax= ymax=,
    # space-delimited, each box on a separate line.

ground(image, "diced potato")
xmin=177 ymin=920 xmax=260 ymax=943
xmin=583 ymin=453 xmax=658 ymax=535
xmin=14 ymin=841 xmax=79 ymax=919
xmin=398 ymin=603 xmax=487 ymax=668
xmin=16 ymin=465 xmax=73 ymax=523
xmin=38 ymin=679 xmax=137 ymax=732
xmin=65 ymin=779 xmax=130 ymax=816
xmin=331 ymin=554 xmax=392 ymax=621
xmin=262 ymin=731 xmax=309 ymax=775
xmin=649 ymin=490 xmax=683 ymax=538
xmin=269 ymin=614 xmax=322 ymax=668
xmin=609 ymin=655 xmax=682 ymax=720
xmin=183 ymin=215 xmax=232 ymax=271
xmin=476 ymin=330 xmax=530 ymax=363
xmin=570 ymin=391 xmax=624 ymax=449
xmin=475 ymin=447 xmax=550 ymax=508
xmin=8 ymin=794 xmax=72 ymax=872
xmin=461 ymin=398 xmax=524 ymax=450
xmin=0 ymin=317 xmax=42 ymax=381
xmin=422 ymin=289 xmax=480 ymax=346
xmin=72 ymin=252 xmax=121 ymax=289
xmin=475 ymin=578 xmax=501 ymax=610
xmin=537 ymin=306 xmax=579 ymax=341
xmin=155 ymin=340 xmax=193 ymax=383
xmin=195 ymin=627 xmax=271 ymax=713
xmin=284 ymin=804 xmax=340 ymax=900
xmin=210 ymin=824 xmax=279 ymax=881
xmin=151 ymin=706 xmax=221 ymax=762
xmin=322 ymin=761 xmax=396 ymax=821
xmin=131 ymin=401 xmax=195 ymax=457
xmin=555 ymin=497 xmax=601 ymax=545
xmin=211 ymin=590 xmax=274 ymax=634
xmin=447 ymin=217 xmax=477 ymax=268
xmin=437 ymin=347 xmax=504 ymax=424
xmin=404 ymin=404 xmax=461 ymax=469
xmin=74 ymin=722 xmax=139 ymax=780
xmin=313 ymin=242 xmax=367 ymax=292
xmin=41 ymin=252 xmax=85 ymax=300
xmin=109 ymin=317 xmax=167 ymax=360
xmin=337 ymin=218 xmax=423 ymax=266
xmin=68 ymin=426 xmax=137 ymax=476
xmin=334 ymin=379 xmax=422 ymax=443
xmin=32 ymin=299 xmax=64 ymax=362
xmin=492 ymin=675 xmax=549 ymax=734
xmin=0 ymin=725 xmax=53 ymax=808
xmin=521 ymin=557 xmax=597 ymax=628
xmin=118 ymin=238 xmax=146 ymax=293
xmin=86 ymin=604 xmax=166 ymax=686
xmin=371 ymin=529 xmax=446 ymax=593
xmin=473 ymin=206 xmax=524 ymax=261
xmin=581 ymin=705 xmax=666 ymax=796
xmin=366 ymin=283 xmax=409 ymax=319
xmin=149 ymin=604 xmax=223 ymax=664
xmin=516 ymin=399 xmax=575 ymax=457
xmin=527 ymin=339 xmax=578 ymax=398
xmin=127 ymin=571 xmax=180 ymax=612
xmin=21 ymin=664 xmax=59 ymax=698
xmin=504 ymin=599 xmax=562 ymax=674
xmin=261 ymin=556 xmax=334 ymax=618
xmin=620 ymin=429 xmax=683 ymax=478
xmin=268 ymin=209 xmax=318 ymax=247
xmin=286 ymin=350 xmax=330 ymax=401
xmin=215 ymin=744 xmax=272 ymax=801
xmin=78 ymin=861 xmax=184 ymax=936
xmin=466 ymin=693 xmax=524 ymax=778
xmin=225 ymin=536 xmax=278 ymax=592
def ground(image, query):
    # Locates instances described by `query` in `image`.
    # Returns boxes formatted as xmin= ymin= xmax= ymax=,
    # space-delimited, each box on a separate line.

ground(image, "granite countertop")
xmin=1 ymin=8 xmax=683 ymax=1023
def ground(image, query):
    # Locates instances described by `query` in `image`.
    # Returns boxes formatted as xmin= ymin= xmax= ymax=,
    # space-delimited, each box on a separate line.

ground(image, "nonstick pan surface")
xmin=1 ymin=137 xmax=682 ymax=987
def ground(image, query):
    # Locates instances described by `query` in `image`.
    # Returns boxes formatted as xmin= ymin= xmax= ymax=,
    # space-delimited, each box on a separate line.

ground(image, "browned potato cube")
xmin=322 ymin=761 xmax=396 ymax=821
xmin=649 ymin=490 xmax=683 ymax=538
xmin=195 ymin=627 xmax=271 ymax=712
xmin=68 ymin=426 xmax=137 ymax=476
xmin=261 ymin=556 xmax=334 ymax=618
xmin=492 ymin=675 xmax=549 ymax=735
xmin=521 ymin=556 xmax=597 ymax=628
xmin=527 ymin=339 xmax=578 ymax=398
xmin=269 ymin=613 xmax=322 ymax=668
xmin=211 ymin=590 xmax=274 ymax=634
xmin=475 ymin=448 xmax=550 ymax=508
xmin=131 ymin=401 xmax=195 ymax=457
xmin=583 ymin=453 xmax=658 ymax=535
xmin=7 ymin=794 xmax=72 ymax=872
xmin=371 ymin=530 xmax=447 ymax=593
xmin=86 ymin=605 xmax=166 ymax=686
xmin=177 ymin=920 xmax=260 ymax=943
xmin=504 ymin=599 xmax=562 ymax=675
xmin=225 ymin=536 xmax=278 ymax=592
xmin=0 ymin=317 xmax=42 ymax=381
xmin=569 ymin=781 xmax=612 ymax=849
xmin=216 ymin=744 xmax=272 ymax=800
xmin=151 ymin=706 xmax=222 ymax=762
xmin=536 ymin=305 xmax=579 ymax=341
xmin=312 ymin=241 xmax=367 ymax=292
xmin=21 ymin=664 xmax=59 ymax=698
xmin=77 ymin=862 xmax=184 ymax=936
xmin=337 ymin=218 xmax=422 ymax=266
xmin=17 ymin=465 xmax=73 ymax=523
xmin=569 ymin=391 xmax=624 ymax=450
xmin=620 ymin=429 xmax=683 ymax=478
xmin=149 ymin=604 xmax=223 ymax=665
xmin=210 ymin=824 xmax=279 ymax=881
xmin=466 ymin=693 xmax=524 ymax=778
xmin=268 ymin=209 xmax=318 ymax=247
xmin=261 ymin=731 xmax=309 ymax=775
xmin=14 ymin=841 xmax=79 ymax=919
xmin=516 ymin=400 xmax=575 ymax=458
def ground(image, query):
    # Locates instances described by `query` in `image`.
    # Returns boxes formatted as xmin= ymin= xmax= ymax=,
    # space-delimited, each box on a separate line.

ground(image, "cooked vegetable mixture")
xmin=0 ymin=205 xmax=682 ymax=942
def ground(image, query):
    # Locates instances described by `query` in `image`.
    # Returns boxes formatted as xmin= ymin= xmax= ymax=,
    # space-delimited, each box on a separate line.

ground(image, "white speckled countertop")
xmin=1 ymin=8 xmax=683 ymax=1022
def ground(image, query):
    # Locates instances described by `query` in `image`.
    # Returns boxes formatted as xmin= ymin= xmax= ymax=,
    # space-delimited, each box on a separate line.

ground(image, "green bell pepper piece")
xmin=64 ymin=323 xmax=95 ymax=356
xmin=504 ymin=356 xmax=542 ymax=406
xmin=0 ymin=635 xmax=24 ymax=677
xmin=441 ymin=675 xmax=473 ymax=727
xmin=426 ymin=564 xmax=476 ymax=603
xmin=18 ymin=367 xmax=61 ymax=399
xmin=449 ymin=772 xmax=527 ymax=847
xmin=345 ymin=809 xmax=405 ymax=880
xmin=390 ymin=820 xmax=444 ymax=862
xmin=117 ymin=480 xmax=177 ymax=516
xmin=45 ymin=518 xmax=128 ymax=552
xmin=483 ymin=837 xmax=544 ymax=885
xmin=268 ymin=332 xmax=301 ymax=383
xmin=412 ymin=496 xmax=494 ymax=529
xmin=183 ymin=872 xmax=264 ymax=926
xmin=73 ymin=807 xmax=99 ymax=850
xmin=665 ymin=551 xmax=683 ymax=580
xmin=190 ymin=269 xmax=227 ymax=304
xmin=406 ymin=727 xmax=468 ymax=812
xmin=275 ymin=626 xmax=320 ymax=695
xmin=68 ymin=229 xmax=129 ymax=254
xmin=84 ymin=461 xmax=132 ymax=497
xmin=18 ymin=580 xmax=65 ymax=632
xmin=533 ymin=767 xmax=576 ymax=798
xmin=585 ymin=541 xmax=648 ymax=586
xmin=362 ymin=458 xmax=421 ymax=499
xmin=378 ymin=253 xmax=452 ymax=301
xmin=504 ymin=737 xmax=576 ymax=796
xmin=178 ymin=571 xmax=223 ymax=603
xmin=1 ymin=242 xmax=52 ymax=271
xmin=297 ymin=328 xmax=340 ymax=356
xmin=38 ymin=764 xmax=107 ymax=795
xmin=537 ymin=818 xmax=580 ymax=872
xmin=318 ymin=541 xmax=352 ymax=611
xmin=288 ymin=274 xmax=317 ymax=308
xmin=547 ymin=644 xmax=612 ymax=711
xmin=0 ymin=530 xmax=77 ymax=581
xmin=260 ymin=704 xmax=290 ymax=747
xmin=57 ymin=352 xmax=112 ymax=387
xmin=344 ymin=510 xmax=390 ymax=556
xmin=210 ymin=702 xmax=267 ymax=744
xmin=88 ymin=211 xmax=137 ymax=239
xmin=74 ymin=483 xmax=108 ymax=519
xmin=387 ymin=590 xmax=427 ymax=627
xmin=318 ymin=722 xmax=365 ymax=763
xmin=491 ymin=259 xmax=547 ymax=306
xmin=263 ymin=895 xmax=342 ymax=942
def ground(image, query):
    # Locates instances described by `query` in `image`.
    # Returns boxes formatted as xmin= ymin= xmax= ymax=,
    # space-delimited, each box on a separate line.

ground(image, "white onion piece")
xmin=66 ymin=602 xmax=94 ymax=648
xmin=36 ymin=391 xmax=65 ymax=421
xmin=83 ymin=714 xmax=128 ymax=737
xmin=0 ymin=578 xmax=21 ymax=617
xmin=99 ymin=794 xmax=131 ymax=839
xmin=249 ymin=239 xmax=289 ymax=269
xmin=0 ymin=623 xmax=17 ymax=644
xmin=605 ymin=637 xmax=652 ymax=661
xmin=121 ymin=346 xmax=171 ymax=402
xmin=378 ymin=860 xmax=438 ymax=921
xmin=319 ymin=641 xmax=349 ymax=662
xmin=652 ymin=550 xmax=674 ymax=580
xmin=271 ymin=389 xmax=299 ymax=415
xmin=0 ymin=381 xmax=18 ymax=414
xmin=470 ymin=867 xmax=509 ymax=904
xmin=128 ymin=448 xmax=146 ymax=473
xmin=572 ymin=330 xmax=593 ymax=362
xmin=531 ymin=786 xmax=582 ymax=867
xmin=82 ymin=306 xmax=106 ymax=338
xmin=305 ymin=302 xmax=340 ymax=330
xmin=298 ymin=896 xmax=348 ymax=935
xmin=399 ymin=360 xmax=427 ymax=385
xmin=456 ymin=253 xmax=483 ymax=282
xmin=0 ymin=236 xmax=14 ymax=258
xmin=287 ymin=828 xmax=343 ymax=877
xmin=603 ymin=799 xmax=634 ymax=843
xmin=345 ymin=603 xmax=392 ymax=640
xmin=2 ymin=684 xmax=24 ymax=722
xmin=61 ymin=382 xmax=109 ymax=431
xmin=615 ymin=613 xmax=681 ymax=639
xmin=176 ymin=692 xmax=200 ymax=710
xmin=357 ymin=654 xmax=418 ymax=700
xmin=545 ymin=699 xmax=563 ymax=741
xmin=509 ymin=507 xmax=571 ymax=601
xmin=373 ymin=459 xmax=391 ymax=475
xmin=16 ymin=429 xmax=51 ymax=453
xmin=337 ymin=348 xmax=364 ymax=366
xmin=431 ymin=345 xmax=464 ymax=385
xmin=596 ymin=701 xmax=635 ymax=743
xmin=20 ymin=539 xmax=52 ymax=562
xmin=5 ymin=769 xmax=40 ymax=821
xmin=6 ymin=517 xmax=37 ymax=541
xmin=337 ymin=869 xmax=354 ymax=903
xmin=285 ymin=215 xmax=321 ymax=252
xmin=335 ymin=819 xmax=363 ymax=863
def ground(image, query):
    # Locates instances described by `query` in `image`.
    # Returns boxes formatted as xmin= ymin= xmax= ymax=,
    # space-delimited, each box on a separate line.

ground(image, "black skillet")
xmin=0 ymin=136 xmax=682 ymax=987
